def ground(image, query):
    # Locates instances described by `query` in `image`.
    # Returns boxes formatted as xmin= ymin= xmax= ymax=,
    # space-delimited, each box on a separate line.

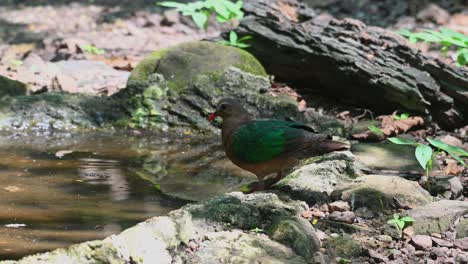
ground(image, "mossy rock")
xmin=269 ymin=216 xmax=321 ymax=260
xmin=0 ymin=75 xmax=27 ymax=98
xmin=128 ymin=41 xmax=267 ymax=91
xmin=324 ymin=234 xmax=361 ymax=258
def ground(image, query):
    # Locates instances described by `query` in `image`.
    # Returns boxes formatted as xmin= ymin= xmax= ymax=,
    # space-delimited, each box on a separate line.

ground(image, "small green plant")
xmin=393 ymin=112 xmax=410 ymax=120
xmin=399 ymin=28 xmax=468 ymax=66
xmin=250 ymin=227 xmax=265 ymax=234
xmin=388 ymin=137 xmax=467 ymax=184
xmin=368 ymin=125 xmax=384 ymax=136
xmin=217 ymin=31 xmax=252 ymax=48
xmin=387 ymin=214 xmax=415 ymax=230
xmin=159 ymin=0 xmax=243 ymax=29
xmin=81 ymin=44 xmax=105 ymax=55
xmin=337 ymin=258 xmax=351 ymax=264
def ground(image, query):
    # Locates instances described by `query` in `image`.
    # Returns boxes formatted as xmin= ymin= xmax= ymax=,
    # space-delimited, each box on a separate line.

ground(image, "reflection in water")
xmin=78 ymin=158 xmax=129 ymax=201
xmin=0 ymin=133 xmax=251 ymax=260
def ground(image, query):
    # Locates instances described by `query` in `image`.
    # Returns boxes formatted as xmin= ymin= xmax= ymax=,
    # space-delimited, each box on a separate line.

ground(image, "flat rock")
xmin=332 ymin=175 xmax=432 ymax=211
xmin=454 ymin=237 xmax=468 ymax=251
xmin=324 ymin=234 xmax=361 ymax=258
xmin=276 ymin=151 xmax=361 ymax=204
xmin=409 ymin=200 xmax=468 ymax=235
xmin=411 ymin=235 xmax=433 ymax=251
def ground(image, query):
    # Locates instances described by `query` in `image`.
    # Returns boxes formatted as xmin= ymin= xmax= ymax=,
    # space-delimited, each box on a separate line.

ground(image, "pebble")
xmin=328 ymin=201 xmax=351 ymax=212
xmin=411 ymin=235 xmax=433 ymax=251
xmin=430 ymin=246 xmax=448 ymax=258
xmin=328 ymin=211 xmax=356 ymax=224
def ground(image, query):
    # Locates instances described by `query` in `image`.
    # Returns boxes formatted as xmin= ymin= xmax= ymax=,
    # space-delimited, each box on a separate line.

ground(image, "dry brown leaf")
xmin=352 ymin=114 xmax=424 ymax=141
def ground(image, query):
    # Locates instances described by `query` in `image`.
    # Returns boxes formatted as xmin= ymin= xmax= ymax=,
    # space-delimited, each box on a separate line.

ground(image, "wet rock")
xmin=409 ymin=200 xmax=468 ymax=235
xmin=332 ymin=175 xmax=432 ymax=211
xmin=324 ymin=234 xmax=361 ymax=258
xmin=328 ymin=211 xmax=356 ymax=224
xmin=328 ymin=201 xmax=351 ymax=212
xmin=456 ymin=218 xmax=468 ymax=239
xmin=411 ymin=235 xmax=433 ymax=251
xmin=276 ymin=151 xmax=361 ymax=204
xmin=454 ymin=237 xmax=468 ymax=251
xmin=269 ymin=216 xmax=321 ymax=259
xmin=0 ymin=75 xmax=27 ymax=98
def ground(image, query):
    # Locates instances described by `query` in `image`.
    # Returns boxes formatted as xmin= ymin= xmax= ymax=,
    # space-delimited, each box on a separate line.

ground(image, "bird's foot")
xmin=241 ymin=180 xmax=266 ymax=194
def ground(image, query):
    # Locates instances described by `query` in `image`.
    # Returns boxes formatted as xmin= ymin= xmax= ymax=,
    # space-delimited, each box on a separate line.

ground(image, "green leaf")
xmin=235 ymin=43 xmax=250 ymax=48
xmin=158 ymin=1 xmax=186 ymax=8
xmin=396 ymin=220 xmax=405 ymax=230
xmin=400 ymin=216 xmax=415 ymax=223
xmin=393 ymin=214 xmax=399 ymax=220
xmin=394 ymin=113 xmax=410 ymax=120
xmin=457 ymin=49 xmax=468 ymax=66
xmin=415 ymin=144 xmax=433 ymax=170
xmin=388 ymin=137 xmax=418 ymax=146
xmin=216 ymin=14 xmax=230 ymax=23
xmin=238 ymin=35 xmax=253 ymax=42
xmin=191 ymin=12 xmax=208 ymax=29
xmin=398 ymin=29 xmax=412 ymax=37
xmin=229 ymin=30 xmax=238 ymax=44
xmin=427 ymin=138 xmax=468 ymax=157
xmin=368 ymin=125 xmax=384 ymax=136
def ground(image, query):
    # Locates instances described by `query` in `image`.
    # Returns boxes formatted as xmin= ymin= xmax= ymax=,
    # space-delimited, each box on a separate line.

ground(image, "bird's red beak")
xmin=208 ymin=113 xmax=217 ymax=122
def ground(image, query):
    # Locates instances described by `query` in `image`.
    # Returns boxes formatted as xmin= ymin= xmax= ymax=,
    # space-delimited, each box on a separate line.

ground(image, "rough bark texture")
xmin=235 ymin=0 xmax=468 ymax=129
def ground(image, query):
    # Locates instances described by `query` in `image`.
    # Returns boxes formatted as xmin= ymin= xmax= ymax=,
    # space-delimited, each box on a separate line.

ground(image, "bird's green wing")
xmin=231 ymin=120 xmax=327 ymax=163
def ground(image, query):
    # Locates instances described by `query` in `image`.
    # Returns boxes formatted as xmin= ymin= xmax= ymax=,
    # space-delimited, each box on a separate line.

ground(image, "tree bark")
xmin=235 ymin=0 xmax=468 ymax=129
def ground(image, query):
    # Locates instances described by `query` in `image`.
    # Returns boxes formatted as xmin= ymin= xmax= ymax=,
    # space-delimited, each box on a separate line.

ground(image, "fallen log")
xmin=233 ymin=0 xmax=467 ymax=129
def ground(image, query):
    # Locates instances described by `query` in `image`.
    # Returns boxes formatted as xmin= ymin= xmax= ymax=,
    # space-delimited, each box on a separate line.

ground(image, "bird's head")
xmin=208 ymin=98 xmax=249 ymax=122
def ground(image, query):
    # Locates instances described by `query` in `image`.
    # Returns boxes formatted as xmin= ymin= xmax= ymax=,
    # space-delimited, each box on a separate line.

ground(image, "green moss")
xmin=128 ymin=48 xmax=169 ymax=82
xmin=235 ymin=48 xmax=268 ymax=77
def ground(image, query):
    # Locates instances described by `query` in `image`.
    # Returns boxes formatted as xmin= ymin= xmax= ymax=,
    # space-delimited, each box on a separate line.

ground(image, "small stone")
xmin=411 ymin=235 xmax=433 ymax=251
xmin=328 ymin=211 xmax=356 ymax=224
xmin=416 ymin=4 xmax=450 ymax=25
xmin=311 ymin=210 xmax=326 ymax=218
xmin=388 ymin=249 xmax=402 ymax=260
xmin=431 ymin=233 xmax=442 ymax=238
xmin=454 ymin=237 xmax=468 ymax=251
xmin=366 ymin=248 xmax=388 ymax=263
xmin=430 ymin=246 xmax=448 ymax=258
xmin=455 ymin=253 xmax=468 ymax=264
xmin=319 ymin=204 xmax=329 ymax=213
xmin=431 ymin=237 xmax=453 ymax=248
xmin=315 ymin=229 xmax=328 ymax=241
xmin=354 ymin=207 xmax=376 ymax=218
xmin=403 ymin=227 xmax=415 ymax=238
xmin=328 ymin=201 xmax=351 ymax=212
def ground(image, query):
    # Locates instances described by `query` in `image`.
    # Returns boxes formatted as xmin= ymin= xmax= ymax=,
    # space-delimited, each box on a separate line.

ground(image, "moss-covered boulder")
xmin=332 ymin=175 xmax=432 ymax=211
xmin=0 ymin=75 xmax=27 ymax=98
xmin=129 ymin=41 xmax=267 ymax=84
xmin=269 ymin=216 xmax=321 ymax=259
xmin=116 ymin=41 xmax=301 ymax=133
xmin=324 ymin=234 xmax=361 ymax=259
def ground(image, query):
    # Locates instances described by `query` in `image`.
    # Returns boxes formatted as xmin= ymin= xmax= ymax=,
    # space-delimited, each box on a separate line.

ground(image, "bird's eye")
xmin=220 ymin=103 xmax=228 ymax=110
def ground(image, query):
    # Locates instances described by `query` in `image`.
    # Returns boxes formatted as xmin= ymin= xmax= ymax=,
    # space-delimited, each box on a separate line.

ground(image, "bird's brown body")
xmin=210 ymin=98 xmax=349 ymax=190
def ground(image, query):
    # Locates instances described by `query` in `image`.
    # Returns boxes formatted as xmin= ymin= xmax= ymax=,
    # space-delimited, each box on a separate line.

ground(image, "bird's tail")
xmin=304 ymin=139 xmax=350 ymax=157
